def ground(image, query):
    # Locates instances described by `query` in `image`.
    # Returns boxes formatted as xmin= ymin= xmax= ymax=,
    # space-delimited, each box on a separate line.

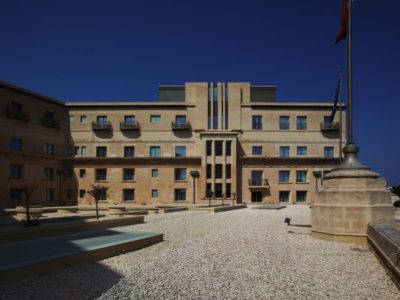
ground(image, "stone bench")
xmin=108 ymin=206 xmax=127 ymax=213
xmin=15 ymin=209 xmax=43 ymax=220
xmin=57 ymin=207 xmax=78 ymax=214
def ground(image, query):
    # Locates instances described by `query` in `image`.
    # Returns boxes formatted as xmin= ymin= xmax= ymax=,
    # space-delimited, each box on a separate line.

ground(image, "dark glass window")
xmin=96 ymin=146 xmax=107 ymax=157
xmin=9 ymin=138 xmax=22 ymax=151
xmin=44 ymin=168 xmax=54 ymax=180
xmin=10 ymin=188 xmax=23 ymax=202
xmin=175 ymin=168 xmax=187 ymax=181
xmin=252 ymin=116 xmax=262 ymax=129
xmin=297 ymin=146 xmax=307 ymax=156
xmin=124 ymin=146 xmax=135 ymax=157
xmin=279 ymin=116 xmax=290 ymax=130
xmin=45 ymin=189 xmax=55 ymax=202
xmin=175 ymin=189 xmax=186 ymax=201
xmin=296 ymin=191 xmax=307 ymax=202
xmin=213 ymin=84 xmax=218 ymax=129
xmin=206 ymin=183 xmax=212 ymax=194
xmin=252 ymin=146 xmax=263 ymax=155
xmin=215 ymin=164 xmax=223 ymax=179
xmin=123 ymin=189 xmax=135 ymax=201
xmin=226 ymin=183 xmax=231 ymax=198
xmin=97 ymin=115 xmax=108 ymax=125
xmin=324 ymin=146 xmax=334 ymax=158
xmin=279 ymin=171 xmax=290 ymax=183
xmin=151 ymin=169 xmax=158 ymax=177
xmin=206 ymin=141 xmax=212 ymax=156
xmin=10 ymin=164 xmax=22 ymax=179
xmin=150 ymin=146 xmax=161 ymax=157
xmin=79 ymin=169 xmax=86 ymax=178
xmin=206 ymin=164 xmax=212 ymax=179
xmin=296 ymin=171 xmax=307 ymax=183
xmin=124 ymin=115 xmax=135 ymax=124
xmin=150 ymin=115 xmax=161 ymax=123
xmin=95 ymin=169 xmax=107 ymax=181
xmin=175 ymin=115 xmax=187 ymax=125
xmin=175 ymin=146 xmax=186 ymax=157
xmin=250 ymin=171 xmax=263 ymax=186
xmin=123 ymin=169 xmax=135 ymax=181
xmin=226 ymin=164 xmax=231 ymax=179
xmin=44 ymin=143 xmax=54 ymax=155
xmin=279 ymin=146 xmax=290 ymax=158
xmin=215 ymin=183 xmax=223 ymax=198
xmin=151 ymin=189 xmax=158 ymax=198
xmin=215 ymin=141 xmax=223 ymax=156
xmin=279 ymin=191 xmax=290 ymax=202
xmin=296 ymin=116 xmax=307 ymax=130
xmin=79 ymin=189 xmax=86 ymax=198
xmin=226 ymin=141 xmax=232 ymax=156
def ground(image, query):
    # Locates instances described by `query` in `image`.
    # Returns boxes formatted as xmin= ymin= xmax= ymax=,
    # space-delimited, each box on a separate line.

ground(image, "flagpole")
xmin=339 ymin=71 xmax=343 ymax=162
xmin=347 ymin=0 xmax=353 ymax=144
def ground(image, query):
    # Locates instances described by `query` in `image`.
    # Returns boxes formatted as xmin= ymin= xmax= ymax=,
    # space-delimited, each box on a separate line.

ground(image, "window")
xmin=206 ymin=164 xmax=212 ymax=179
xmin=175 ymin=189 xmax=186 ymax=201
xmin=175 ymin=168 xmax=187 ymax=181
xmin=296 ymin=191 xmax=307 ymax=202
xmin=151 ymin=169 xmax=158 ymax=178
xmin=74 ymin=147 xmax=79 ymax=156
xmin=150 ymin=146 xmax=161 ymax=157
xmin=123 ymin=169 xmax=135 ymax=181
xmin=66 ymin=168 xmax=74 ymax=177
xmin=252 ymin=146 xmax=263 ymax=155
xmin=124 ymin=146 xmax=135 ymax=157
xmin=67 ymin=189 xmax=73 ymax=198
xmin=80 ymin=115 xmax=87 ymax=124
xmin=9 ymin=138 xmax=22 ymax=151
xmin=206 ymin=183 xmax=212 ymax=194
xmin=226 ymin=183 xmax=231 ymax=198
xmin=44 ymin=168 xmax=54 ymax=180
xmin=79 ymin=189 xmax=86 ymax=198
xmin=44 ymin=143 xmax=54 ymax=155
xmin=10 ymin=164 xmax=22 ymax=179
xmin=213 ymin=84 xmax=218 ymax=129
xmin=252 ymin=116 xmax=262 ymax=129
xmin=151 ymin=189 xmax=158 ymax=198
xmin=215 ymin=183 xmax=223 ymax=198
xmin=215 ymin=164 xmax=223 ymax=179
xmin=69 ymin=115 xmax=74 ymax=123
xmin=175 ymin=146 xmax=186 ymax=157
xmin=215 ymin=141 xmax=223 ymax=156
xmin=97 ymin=115 xmax=108 ymax=125
xmin=79 ymin=169 xmax=86 ymax=178
xmin=279 ymin=191 xmax=290 ymax=202
xmin=296 ymin=116 xmax=307 ymax=130
xmin=124 ymin=115 xmax=135 ymax=124
xmin=226 ymin=141 xmax=232 ymax=156
xmin=279 ymin=146 xmax=290 ymax=158
xmin=95 ymin=169 xmax=107 ymax=181
xmin=123 ymin=189 xmax=135 ymax=201
xmin=10 ymin=101 xmax=23 ymax=113
xmin=44 ymin=111 xmax=54 ymax=119
xmin=150 ymin=115 xmax=161 ymax=123
xmin=279 ymin=171 xmax=290 ymax=183
xmin=226 ymin=164 xmax=231 ymax=179
xmin=279 ymin=116 xmax=289 ymax=130
xmin=10 ymin=188 xmax=23 ymax=202
xmin=175 ymin=115 xmax=187 ymax=125
xmin=67 ymin=146 xmax=74 ymax=156
xmin=323 ymin=116 xmax=331 ymax=126
xmin=45 ymin=189 xmax=55 ymax=202
xmin=96 ymin=146 xmax=107 ymax=158
xmin=81 ymin=146 xmax=87 ymax=156
xmin=297 ymin=146 xmax=307 ymax=156
xmin=251 ymin=171 xmax=263 ymax=186
xmin=296 ymin=171 xmax=307 ymax=183
xmin=324 ymin=146 xmax=334 ymax=158
xmin=206 ymin=141 xmax=212 ymax=156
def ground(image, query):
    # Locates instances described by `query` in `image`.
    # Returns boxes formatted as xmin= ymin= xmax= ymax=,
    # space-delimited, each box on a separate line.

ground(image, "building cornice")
xmin=71 ymin=157 xmax=202 ymax=166
xmin=65 ymin=102 xmax=195 ymax=108
xmin=240 ymin=156 xmax=340 ymax=166
xmin=242 ymin=102 xmax=347 ymax=110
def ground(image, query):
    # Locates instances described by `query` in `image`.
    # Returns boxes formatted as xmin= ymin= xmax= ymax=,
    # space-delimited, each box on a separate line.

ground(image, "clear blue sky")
xmin=1 ymin=0 xmax=399 ymax=185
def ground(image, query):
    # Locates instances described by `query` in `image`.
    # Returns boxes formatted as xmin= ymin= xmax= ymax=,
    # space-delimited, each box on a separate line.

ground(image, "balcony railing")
xmin=6 ymin=108 xmax=29 ymax=121
xmin=172 ymin=121 xmax=191 ymax=130
xmin=92 ymin=121 xmax=112 ymax=130
xmin=248 ymin=178 xmax=270 ymax=189
xmin=41 ymin=116 xmax=60 ymax=128
xmin=120 ymin=121 xmax=140 ymax=130
xmin=320 ymin=121 xmax=340 ymax=131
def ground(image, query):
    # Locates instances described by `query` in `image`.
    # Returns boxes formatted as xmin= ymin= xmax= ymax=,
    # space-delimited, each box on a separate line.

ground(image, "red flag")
xmin=335 ymin=0 xmax=348 ymax=44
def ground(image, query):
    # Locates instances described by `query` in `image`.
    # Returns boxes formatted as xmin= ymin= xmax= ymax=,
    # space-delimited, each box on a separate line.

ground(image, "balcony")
xmin=172 ymin=121 xmax=191 ymax=130
xmin=320 ymin=121 xmax=340 ymax=131
xmin=248 ymin=178 xmax=270 ymax=190
xmin=92 ymin=121 xmax=112 ymax=131
xmin=6 ymin=108 xmax=29 ymax=121
xmin=120 ymin=121 xmax=140 ymax=131
xmin=41 ymin=116 xmax=60 ymax=129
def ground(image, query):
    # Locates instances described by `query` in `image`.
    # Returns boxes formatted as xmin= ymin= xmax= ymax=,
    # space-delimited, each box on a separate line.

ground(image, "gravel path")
xmin=1 ymin=206 xmax=398 ymax=299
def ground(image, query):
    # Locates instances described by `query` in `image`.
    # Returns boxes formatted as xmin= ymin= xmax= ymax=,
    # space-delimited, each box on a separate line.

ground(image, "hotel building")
xmin=0 ymin=81 xmax=345 ymax=207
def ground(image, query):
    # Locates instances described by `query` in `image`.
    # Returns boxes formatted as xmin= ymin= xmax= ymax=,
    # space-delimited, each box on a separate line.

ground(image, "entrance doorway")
xmin=251 ymin=191 xmax=263 ymax=202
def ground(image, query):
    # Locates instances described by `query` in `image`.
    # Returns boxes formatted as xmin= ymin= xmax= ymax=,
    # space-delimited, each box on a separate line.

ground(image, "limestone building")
xmin=0 ymin=81 xmax=345 ymax=207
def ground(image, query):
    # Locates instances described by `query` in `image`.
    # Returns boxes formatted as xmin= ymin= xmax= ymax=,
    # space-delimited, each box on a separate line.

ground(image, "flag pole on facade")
xmin=339 ymin=71 xmax=343 ymax=162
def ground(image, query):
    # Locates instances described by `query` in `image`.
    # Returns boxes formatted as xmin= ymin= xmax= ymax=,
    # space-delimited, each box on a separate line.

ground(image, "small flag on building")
xmin=335 ymin=0 xmax=348 ymax=44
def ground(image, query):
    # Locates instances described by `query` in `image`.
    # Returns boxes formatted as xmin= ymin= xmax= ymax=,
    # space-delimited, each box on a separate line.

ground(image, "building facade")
xmin=0 ymin=81 xmax=345 ymax=207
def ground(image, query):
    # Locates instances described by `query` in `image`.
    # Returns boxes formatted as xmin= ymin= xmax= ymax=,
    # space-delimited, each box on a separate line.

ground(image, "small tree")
xmin=22 ymin=185 xmax=37 ymax=227
xmin=390 ymin=184 xmax=400 ymax=197
xmin=87 ymin=184 xmax=109 ymax=220
xmin=232 ymin=193 xmax=236 ymax=206
xmin=205 ymin=189 xmax=214 ymax=208
xmin=221 ymin=193 xmax=225 ymax=206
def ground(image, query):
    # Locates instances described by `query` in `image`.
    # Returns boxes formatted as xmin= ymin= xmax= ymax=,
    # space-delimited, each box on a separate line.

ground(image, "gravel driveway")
xmin=1 ymin=206 xmax=398 ymax=299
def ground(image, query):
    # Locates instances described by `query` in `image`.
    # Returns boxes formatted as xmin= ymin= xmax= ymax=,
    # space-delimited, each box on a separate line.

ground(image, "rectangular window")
xmin=123 ymin=169 xmax=135 ymax=181
xmin=252 ymin=146 xmax=263 ymax=155
xmin=10 ymin=188 xmax=23 ymax=202
xmin=215 ymin=164 xmax=223 ymax=179
xmin=206 ymin=164 xmax=212 ymax=179
xmin=279 ymin=191 xmax=290 ymax=202
xmin=151 ymin=189 xmax=158 ymax=198
xmin=207 ymin=83 xmax=212 ymax=129
xmin=252 ymin=116 xmax=262 ymax=130
xmin=67 ymin=146 xmax=74 ymax=156
xmin=215 ymin=141 xmax=223 ymax=156
xmin=44 ymin=143 xmax=54 ymax=155
xmin=175 ymin=168 xmax=187 ymax=181
xmin=296 ymin=171 xmax=307 ymax=183
xmin=96 ymin=146 xmax=107 ymax=158
xmin=79 ymin=169 xmax=86 ymax=178
xmin=67 ymin=189 xmax=73 ymax=198
xmin=150 ymin=115 xmax=161 ymax=123
xmin=9 ymin=138 xmax=22 ymax=151
xmin=215 ymin=183 xmax=223 ymax=198
xmin=226 ymin=164 xmax=231 ymax=179
xmin=324 ymin=116 xmax=331 ymax=126
xmin=279 ymin=171 xmax=290 ymax=183
xmin=296 ymin=191 xmax=307 ymax=202
xmin=80 ymin=115 xmax=87 ymax=124
xmin=279 ymin=116 xmax=290 ymax=130
xmin=81 ymin=146 xmax=87 ymax=156
xmin=175 ymin=115 xmax=187 ymax=125
xmin=124 ymin=115 xmax=135 ymax=124
xmin=97 ymin=115 xmax=108 ymax=124
xmin=297 ymin=146 xmax=307 ymax=156
xmin=123 ymin=189 xmax=135 ymax=201
xmin=279 ymin=146 xmax=290 ymax=158
xmin=95 ymin=169 xmax=107 ymax=181
xmin=44 ymin=168 xmax=54 ymax=180
xmin=74 ymin=147 xmax=79 ymax=156
xmin=79 ymin=189 xmax=86 ymax=198
xmin=10 ymin=164 xmax=23 ymax=179
xmin=124 ymin=146 xmax=135 ymax=157
xmin=324 ymin=146 xmax=334 ymax=158
xmin=69 ymin=115 xmax=74 ymax=123
xmin=175 ymin=189 xmax=186 ymax=201
xmin=151 ymin=169 xmax=158 ymax=178
xmin=45 ymin=189 xmax=55 ymax=202
xmin=206 ymin=141 xmax=212 ymax=156
xmin=251 ymin=170 xmax=263 ymax=186
xmin=175 ymin=146 xmax=186 ymax=157
xmin=226 ymin=183 xmax=231 ymax=198
xmin=296 ymin=116 xmax=307 ymax=130
xmin=213 ymin=84 xmax=218 ymax=129
xmin=10 ymin=101 xmax=23 ymax=113
xmin=150 ymin=146 xmax=161 ymax=157
xmin=226 ymin=141 xmax=232 ymax=156
xmin=206 ymin=183 xmax=212 ymax=194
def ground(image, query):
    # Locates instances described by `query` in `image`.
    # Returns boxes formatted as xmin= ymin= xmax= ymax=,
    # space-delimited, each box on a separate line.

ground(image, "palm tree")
xmin=87 ymin=184 xmax=109 ymax=220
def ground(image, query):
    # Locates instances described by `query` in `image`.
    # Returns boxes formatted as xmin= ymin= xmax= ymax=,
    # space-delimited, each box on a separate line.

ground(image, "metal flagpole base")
xmin=333 ymin=143 xmax=370 ymax=171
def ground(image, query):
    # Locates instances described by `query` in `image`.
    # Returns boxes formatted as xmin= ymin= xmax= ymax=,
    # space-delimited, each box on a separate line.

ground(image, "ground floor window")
xmin=215 ymin=183 xmax=223 ymax=198
xmin=251 ymin=191 xmax=263 ymax=202
xmin=45 ymin=188 xmax=55 ymax=202
xmin=10 ymin=188 xmax=23 ymax=202
xmin=296 ymin=191 xmax=307 ymax=202
xmin=279 ymin=191 xmax=290 ymax=202
xmin=175 ymin=189 xmax=186 ymax=201
xmin=123 ymin=189 xmax=135 ymax=201
xmin=151 ymin=189 xmax=158 ymax=198
xmin=226 ymin=183 xmax=231 ymax=198
xmin=79 ymin=189 xmax=86 ymax=198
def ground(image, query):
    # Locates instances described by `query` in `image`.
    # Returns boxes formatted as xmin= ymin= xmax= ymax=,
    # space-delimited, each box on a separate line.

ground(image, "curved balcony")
xmin=120 ymin=121 xmax=140 ymax=131
xmin=248 ymin=178 xmax=270 ymax=190
xmin=172 ymin=121 xmax=191 ymax=130
xmin=92 ymin=121 xmax=112 ymax=131
xmin=320 ymin=121 xmax=340 ymax=131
